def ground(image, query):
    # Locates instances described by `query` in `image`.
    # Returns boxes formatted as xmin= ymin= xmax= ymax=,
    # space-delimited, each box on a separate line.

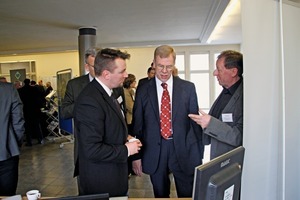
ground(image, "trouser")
xmin=150 ymin=139 xmax=194 ymax=198
xmin=0 ymin=156 xmax=19 ymax=196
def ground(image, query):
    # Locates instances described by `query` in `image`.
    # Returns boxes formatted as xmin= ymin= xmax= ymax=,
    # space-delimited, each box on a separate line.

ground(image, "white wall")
xmin=282 ymin=3 xmax=300 ymax=200
xmin=241 ymin=0 xmax=300 ymax=199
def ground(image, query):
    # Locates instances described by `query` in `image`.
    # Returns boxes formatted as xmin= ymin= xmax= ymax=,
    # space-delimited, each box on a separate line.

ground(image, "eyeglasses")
xmin=156 ymin=64 xmax=174 ymax=71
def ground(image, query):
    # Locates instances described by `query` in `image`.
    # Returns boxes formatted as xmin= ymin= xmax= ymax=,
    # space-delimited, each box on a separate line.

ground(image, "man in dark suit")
xmin=61 ymin=48 xmax=99 ymax=119
xmin=74 ymin=48 xmax=142 ymax=196
xmin=60 ymin=48 xmax=99 ymax=194
xmin=189 ymin=50 xmax=243 ymax=159
xmin=132 ymin=45 xmax=204 ymax=198
xmin=137 ymin=64 xmax=155 ymax=88
xmin=0 ymin=82 xmax=25 ymax=196
xmin=18 ymin=78 xmax=44 ymax=146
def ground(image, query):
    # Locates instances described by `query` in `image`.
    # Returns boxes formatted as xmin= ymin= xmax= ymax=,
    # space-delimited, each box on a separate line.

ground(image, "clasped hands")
xmin=188 ymin=109 xmax=211 ymax=129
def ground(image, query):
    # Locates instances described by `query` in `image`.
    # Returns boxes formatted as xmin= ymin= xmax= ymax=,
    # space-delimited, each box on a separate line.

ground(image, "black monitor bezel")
xmin=192 ymin=146 xmax=245 ymax=200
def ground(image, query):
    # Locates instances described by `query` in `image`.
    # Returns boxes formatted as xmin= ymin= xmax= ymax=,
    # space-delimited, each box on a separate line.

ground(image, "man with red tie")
xmin=132 ymin=45 xmax=204 ymax=198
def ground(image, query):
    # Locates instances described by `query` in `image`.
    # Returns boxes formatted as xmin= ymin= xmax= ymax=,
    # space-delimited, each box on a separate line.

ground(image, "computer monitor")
xmin=192 ymin=146 xmax=245 ymax=200
xmin=46 ymin=193 xmax=109 ymax=200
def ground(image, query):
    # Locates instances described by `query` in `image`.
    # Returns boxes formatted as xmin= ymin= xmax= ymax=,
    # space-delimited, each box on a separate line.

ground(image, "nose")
xmin=213 ymin=69 xmax=218 ymax=76
xmin=162 ymin=66 xmax=168 ymax=73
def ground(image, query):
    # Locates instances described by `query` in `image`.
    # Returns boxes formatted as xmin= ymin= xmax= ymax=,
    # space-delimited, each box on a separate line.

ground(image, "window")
xmin=174 ymin=46 xmax=238 ymax=112
xmin=176 ymin=54 xmax=185 ymax=79
xmin=189 ymin=53 xmax=210 ymax=110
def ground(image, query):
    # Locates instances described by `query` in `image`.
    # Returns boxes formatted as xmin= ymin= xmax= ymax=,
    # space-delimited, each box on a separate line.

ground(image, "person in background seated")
xmin=132 ymin=45 xmax=204 ymax=198
xmin=189 ymin=50 xmax=243 ymax=159
xmin=0 ymin=81 xmax=25 ymax=196
xmin=74 ymin=48 xmax=142 ymax=197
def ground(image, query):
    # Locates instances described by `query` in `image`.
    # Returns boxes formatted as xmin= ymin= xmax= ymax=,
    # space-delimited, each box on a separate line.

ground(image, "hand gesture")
xmin=188 ymin=109 xmax=211 ymax=128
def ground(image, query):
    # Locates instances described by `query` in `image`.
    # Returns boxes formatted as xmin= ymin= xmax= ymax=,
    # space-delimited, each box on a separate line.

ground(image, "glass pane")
xmin=190 ymin=54 xmax=209 ymax=70
xmin=176 ymin=54 xmax=185 ymax=71
xmin=178 ymin=73 xmax=185 ymax=80
xmin=190 ymin=73 xmax=210 ymax=109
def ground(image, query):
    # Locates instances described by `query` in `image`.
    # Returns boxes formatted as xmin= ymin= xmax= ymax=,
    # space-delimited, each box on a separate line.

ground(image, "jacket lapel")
xmin=222 ymin=82 xmax=243 ymax=113
xmin=92 ymin=80 xmax=128 ymax=131
xmin=148 ymin=78 xmax=160 ymax=123
xmin=171 ymin=77 xmax=181 ymax=121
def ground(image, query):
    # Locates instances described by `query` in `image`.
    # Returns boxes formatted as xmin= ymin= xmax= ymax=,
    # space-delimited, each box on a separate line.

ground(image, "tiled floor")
xmin=16 ymin=137 xmax=210 ymax=198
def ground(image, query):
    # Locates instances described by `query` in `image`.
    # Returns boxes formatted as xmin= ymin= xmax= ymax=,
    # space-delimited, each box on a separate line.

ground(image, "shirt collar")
xmin=223 ymin=78 xmax=242 ymax=95
xmin=95 ymin=77 xmax=112 ymax=96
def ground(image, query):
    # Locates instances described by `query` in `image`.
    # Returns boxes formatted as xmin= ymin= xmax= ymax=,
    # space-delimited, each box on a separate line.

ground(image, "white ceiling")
xmin=0 ymin=0 xmax=241 ymax=56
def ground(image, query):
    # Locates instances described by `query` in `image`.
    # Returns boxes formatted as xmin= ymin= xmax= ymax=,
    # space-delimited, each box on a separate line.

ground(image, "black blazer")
xmin=132 ymin=76 xmax=204 ymax=175
xmin=60 ymin=74 xmax=127 ymax=178
xmin=74 ymin=79 xmax=129 ymax=196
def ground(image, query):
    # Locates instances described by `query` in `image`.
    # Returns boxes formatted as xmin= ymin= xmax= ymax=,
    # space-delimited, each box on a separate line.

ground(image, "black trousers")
xmin=0 ymin=156 xmax=19 ymax=196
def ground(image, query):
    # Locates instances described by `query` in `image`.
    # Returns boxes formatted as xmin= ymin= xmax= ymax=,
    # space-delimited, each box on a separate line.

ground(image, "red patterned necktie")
xmin=160 ymin=83 xmax=172 ymax=139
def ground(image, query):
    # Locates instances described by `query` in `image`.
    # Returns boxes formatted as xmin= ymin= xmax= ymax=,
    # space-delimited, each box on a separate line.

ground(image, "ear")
xmin=102 ymin=70 xmax=111 ymax=80
xmin=231 ymin=68 xmax=238 ymax=77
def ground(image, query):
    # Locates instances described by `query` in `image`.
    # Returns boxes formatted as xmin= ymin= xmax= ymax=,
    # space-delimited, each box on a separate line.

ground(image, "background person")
xmin=0 ymin=82 xmax=25 ymax=196
xmin=132 ymin=45 xmax=204 ymax=198
xmin=74 ymin=48 xmax=142 ymax=196
xmin=0 ymin=76 xmax=7 ymax=82
xmin=189 ymin=50 xmax=243 ymax=159
xmin=123 ymin=73 xmax=137 ymax=133
xmin=137 ymin=64 xmax=155 ymax=88
xmin=18 ymin=78 xmax=44 ymax=146
xmin=45 ymin=81 xmax=53 ymax=96
xmin=123 ymin=73 xmax=137 ymax=176
xmin=60 ymin=47 xmax=99 ymax=194
xmin=61 ymin=48 xmax=99 ymax=119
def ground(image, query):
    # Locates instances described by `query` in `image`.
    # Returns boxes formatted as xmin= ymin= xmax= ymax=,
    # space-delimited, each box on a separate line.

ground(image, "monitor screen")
xmin=46 ymin=193 xmax=109 ymax=200
xmin=192 ymin=146 xmax=245 ymax=200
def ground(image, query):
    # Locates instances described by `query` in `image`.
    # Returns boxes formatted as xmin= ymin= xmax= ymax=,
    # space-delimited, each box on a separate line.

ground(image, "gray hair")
xmin=84 ymin=47 xmax=101 ymax=64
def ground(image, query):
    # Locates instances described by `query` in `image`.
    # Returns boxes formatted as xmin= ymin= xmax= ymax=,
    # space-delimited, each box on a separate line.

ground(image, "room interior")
xmin=0 ymin=0 xmax=299 ymax=199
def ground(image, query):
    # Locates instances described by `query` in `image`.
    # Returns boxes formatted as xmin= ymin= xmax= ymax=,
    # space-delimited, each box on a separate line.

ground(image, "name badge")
xmin=222 ymin=113 xmax=233 ymax=122
xmin=117 ymin=96 xmax=123 ymax=104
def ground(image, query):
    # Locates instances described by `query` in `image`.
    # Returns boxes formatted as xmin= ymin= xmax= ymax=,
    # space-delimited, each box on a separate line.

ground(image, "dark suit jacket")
xmin=60 ymin=74 xmax=90 ymax=177
xmin=60 ymin=74 xmax=126 ymax=178
xmin=203 ymin=81 xmax=243 ymax=159
xmin=61 ymin=74 xmax=126 ymax=119
xmin=137 ymin=77 xmax=149 ymax=88
xmin=0 ymin=82 xmax=25 ymax=161
xmin=132 ymin=76 xmax=204 ymax=176
xmin=61 ymin=74 xmax=90 ymax=119
xmin=74 ymin=79 xmax=129 ymax=196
